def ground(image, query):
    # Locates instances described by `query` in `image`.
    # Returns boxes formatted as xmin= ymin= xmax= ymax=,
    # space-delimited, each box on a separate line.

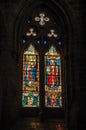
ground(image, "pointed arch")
xmin=12 ymin=0 xmax=77 ymax=119
xmin=22 ymin=44 xmax=40 ymax=107
xmin=45 ymin=46 xmax=62 ymax=107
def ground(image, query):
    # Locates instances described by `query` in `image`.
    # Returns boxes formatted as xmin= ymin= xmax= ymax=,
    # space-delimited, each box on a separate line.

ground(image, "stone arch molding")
xmin=13 ymin=0 xmax=76 ymax=117
xmin=14 ymin=0 xmax=75 ymax=54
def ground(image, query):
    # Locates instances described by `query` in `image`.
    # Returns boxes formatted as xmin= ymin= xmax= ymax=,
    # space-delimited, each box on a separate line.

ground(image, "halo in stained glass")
xmin=22 ymin=44 xmax=40 ymax=107
xmin=45 ymin=46 xmax=62 ymax=108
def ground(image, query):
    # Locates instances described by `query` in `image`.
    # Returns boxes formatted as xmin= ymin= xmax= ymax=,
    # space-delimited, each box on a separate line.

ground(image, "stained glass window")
xmin=21 ymin=8 xmax=64 ymax=110
xmin=22 ymin=44 xmax=39 ymax=107
xmin=45 ymin=46 xmax=62 ymax=107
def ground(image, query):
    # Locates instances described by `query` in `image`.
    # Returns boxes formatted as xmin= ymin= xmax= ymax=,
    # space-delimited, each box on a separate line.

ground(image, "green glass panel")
xmin=22 ymin=92 xmax=39 ymax=107
xmin=22 ymin=44 xmax=39 ymax=107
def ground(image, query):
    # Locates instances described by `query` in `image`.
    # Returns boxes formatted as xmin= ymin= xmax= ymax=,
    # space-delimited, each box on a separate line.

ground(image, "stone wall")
xmin=0 ymin=0 xmax=84 ymax=129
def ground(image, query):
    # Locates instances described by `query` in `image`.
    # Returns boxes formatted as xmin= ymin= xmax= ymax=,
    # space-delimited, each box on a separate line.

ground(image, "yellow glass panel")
xmin=22 ymin=45 xmax=39 ymax=107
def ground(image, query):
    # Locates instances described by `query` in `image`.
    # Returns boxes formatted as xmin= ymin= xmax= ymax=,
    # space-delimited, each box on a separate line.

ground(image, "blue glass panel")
xmin=45 ymin=46 xmax=62 ymax=108
xmin=22 ymin=92 xmax=39 ymax=107
xmin=22 ymin=45 xmax=39 ymax=107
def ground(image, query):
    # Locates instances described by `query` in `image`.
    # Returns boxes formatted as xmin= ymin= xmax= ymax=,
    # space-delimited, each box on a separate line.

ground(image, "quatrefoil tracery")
xmin=35 ymin=13 xmax=50 ymax=26
xmin=24 ymin=12 xmax=59 ymax=43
